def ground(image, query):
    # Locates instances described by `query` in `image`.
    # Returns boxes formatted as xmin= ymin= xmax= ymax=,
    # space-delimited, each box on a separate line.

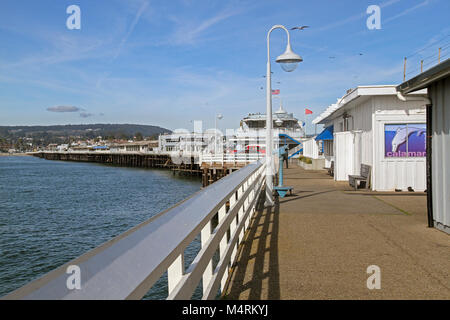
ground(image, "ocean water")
xmin=0 ymin=156 xmax=202 ymax=299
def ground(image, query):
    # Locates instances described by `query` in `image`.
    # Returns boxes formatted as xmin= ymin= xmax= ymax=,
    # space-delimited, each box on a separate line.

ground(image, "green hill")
xmin=0 ymin=124 xmax=172 ymax=151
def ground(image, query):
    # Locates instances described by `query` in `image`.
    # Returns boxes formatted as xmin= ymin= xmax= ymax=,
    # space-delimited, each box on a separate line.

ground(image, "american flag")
xmin=271 ymin=89 xmax=280 ymax=95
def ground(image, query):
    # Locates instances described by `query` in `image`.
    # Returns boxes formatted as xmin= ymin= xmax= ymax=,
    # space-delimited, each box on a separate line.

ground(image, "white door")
xmin=334 ymin=132 xmax=354 ymax=181
xmin=373 ymin=114 xmax=426 ymax=191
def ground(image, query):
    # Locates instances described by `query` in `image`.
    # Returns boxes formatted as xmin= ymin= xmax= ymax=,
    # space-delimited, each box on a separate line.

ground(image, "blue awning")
xmin=315 ymin=125 xmax=334 ymax=141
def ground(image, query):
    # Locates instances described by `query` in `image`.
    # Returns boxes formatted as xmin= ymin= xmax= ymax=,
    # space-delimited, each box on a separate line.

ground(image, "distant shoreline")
xmin=0 ymin=153 xmax=32 ymax=157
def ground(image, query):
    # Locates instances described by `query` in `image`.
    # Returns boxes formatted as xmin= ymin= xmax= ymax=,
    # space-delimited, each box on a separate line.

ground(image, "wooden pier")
xmin=33 ymin=152 xmax=202 ymax=176
xmin=32 ymin=152 xmax=253 ymax=188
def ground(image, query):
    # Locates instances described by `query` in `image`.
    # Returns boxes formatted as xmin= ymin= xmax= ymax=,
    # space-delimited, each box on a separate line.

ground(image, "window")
xmin=318 ymin=140 xmax=324 ymax=156
xmin=384 ymin=123 xmax=426 ymax=158
xmin=324 ymin=140 xmax=334 ymax=156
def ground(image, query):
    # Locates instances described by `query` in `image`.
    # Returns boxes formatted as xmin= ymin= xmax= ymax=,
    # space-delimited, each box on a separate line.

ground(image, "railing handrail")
xmin=3 ymin=161 xmax=265 ymax=300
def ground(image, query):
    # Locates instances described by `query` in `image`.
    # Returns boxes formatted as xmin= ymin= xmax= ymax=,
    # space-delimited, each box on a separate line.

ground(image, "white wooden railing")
xmin=200 ymin=153 xmax=265 ymax=165
xmin=3 ymin=161 xmax=266 ymax=300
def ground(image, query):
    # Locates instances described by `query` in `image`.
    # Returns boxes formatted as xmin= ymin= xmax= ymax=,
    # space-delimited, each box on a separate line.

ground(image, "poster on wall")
xmin=384 ymin=123 xmax=426 ymax=157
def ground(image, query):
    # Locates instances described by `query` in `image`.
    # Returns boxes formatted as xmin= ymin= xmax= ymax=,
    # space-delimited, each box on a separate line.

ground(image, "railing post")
xmin=168 ymin=254 xmax=184 ymax=295
xmin=229 ymin=193 xmax=238 ymax=263
xmin=244 ymin=178 xmax=252 ymax=230
xmin=237 ymin=185 xmax=245 ymax=243
xmin=201 ymin=220 xmax=213 ymax=296
xmin=218 ymin=204 xmax=228 ymax=292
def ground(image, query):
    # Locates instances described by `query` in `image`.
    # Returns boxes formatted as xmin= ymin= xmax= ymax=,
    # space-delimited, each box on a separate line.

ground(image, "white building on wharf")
xmin=312 ymin=85 xmax=429 ymax=192
xmin=228 ymin=105 xmax=305 ymax=154
xmin=158 ymin=105 xmax=306 ymax=165
xmin=109 ymin=141 xmax=159 ymax=153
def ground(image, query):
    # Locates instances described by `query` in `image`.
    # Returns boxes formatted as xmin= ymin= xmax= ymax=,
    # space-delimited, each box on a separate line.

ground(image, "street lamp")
xmin=265 ymin=25 xmax=302 ymax=207
xmin=215 ymin=113 xmax=223 ymax=154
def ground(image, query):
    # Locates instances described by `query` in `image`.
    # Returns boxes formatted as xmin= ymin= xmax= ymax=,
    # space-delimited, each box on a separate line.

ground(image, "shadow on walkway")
xmin=223 ymin=190 xmax=280 ymax=300
xmin=224 ymin=165 xmax=450 ymax=299
xmin=279 ymin=189 xmax=336 ymax=205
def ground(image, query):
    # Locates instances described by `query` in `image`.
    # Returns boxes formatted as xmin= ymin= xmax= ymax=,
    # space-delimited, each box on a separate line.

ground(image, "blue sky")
xmin=0 ymin=0 xmax=449 ymax=133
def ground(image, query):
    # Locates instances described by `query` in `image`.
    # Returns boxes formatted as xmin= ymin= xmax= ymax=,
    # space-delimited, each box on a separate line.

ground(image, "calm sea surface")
xmin=0 ymin=156 xmax=202 ymax=299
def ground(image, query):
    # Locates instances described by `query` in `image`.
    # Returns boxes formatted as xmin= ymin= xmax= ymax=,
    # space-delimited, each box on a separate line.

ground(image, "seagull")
xmin=359 ymin=53 xmax=363 ymax=55
xmin=329 ymin=56 xmax=336 ymax=59
xmin=291 ymin=26 xmax=309 ymax=30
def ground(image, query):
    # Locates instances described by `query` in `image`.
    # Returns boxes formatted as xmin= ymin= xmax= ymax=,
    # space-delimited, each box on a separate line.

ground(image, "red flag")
xmin=305 ymin=108 xmax=313 ymax=114
xmin=271 ymin=89 xmax=280 ymax=95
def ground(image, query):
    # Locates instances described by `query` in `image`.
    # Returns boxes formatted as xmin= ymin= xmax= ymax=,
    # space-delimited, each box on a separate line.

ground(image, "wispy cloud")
xmin=47 ymin=106 xmax=80 ymax=113
xmin=47 ymin=106 xmax=99 ymax=119
xmin=0 ymin=33 xmax=110 ymax=69
xmin=168 ymin=8 xmax=244 ymax=45
xmin=384 ymin=0 xmax=432 ymax=24
xmin=407 ymin=28 xmax=450 ymax=59
xmin=113 ymin=1 xmax=149 ymax=59
xmin=316 ymin=0 xmax=402 ymax=32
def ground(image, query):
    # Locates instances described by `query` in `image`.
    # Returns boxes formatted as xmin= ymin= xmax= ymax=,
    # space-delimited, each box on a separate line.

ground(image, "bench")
xmin=349 ymin=164 xmax=371 ymax=191
xmin=327 ymin=161 xmax=334 ymax=177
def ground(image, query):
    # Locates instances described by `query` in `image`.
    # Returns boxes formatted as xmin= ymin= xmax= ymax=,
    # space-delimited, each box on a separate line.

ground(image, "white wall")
xmin=334 ymin=132 xmax=355 ymax=181
xmin=302 ymin=138 xmax=320 ymax=159
xmin=328 ymin=95 xmax=426 ymax=190
xmin=331 ymin=98 xmax=374 ymax=167
xmin=331 ymin=98 xmax=372 ymax=181
xmin=372 ymin=114 xmax=426 ymax=191
xmin=429 ymin=77 xmax=450 ymax=233
xmin=323 ymin=140 xmax=334 ymax=168
xmin=372 ymin=97 xmax=426 ymax=191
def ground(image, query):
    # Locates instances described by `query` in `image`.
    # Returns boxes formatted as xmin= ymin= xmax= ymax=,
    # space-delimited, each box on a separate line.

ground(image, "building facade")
xmin=313 ymin=85 xmax=428 ymax=191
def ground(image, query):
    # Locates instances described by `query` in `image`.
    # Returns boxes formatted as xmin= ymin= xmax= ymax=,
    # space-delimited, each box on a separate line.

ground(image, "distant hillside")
xmin=0 ymin=124 xmax=171 ymax=138
xmin=0 ymin=124 xmax=172 ymax=151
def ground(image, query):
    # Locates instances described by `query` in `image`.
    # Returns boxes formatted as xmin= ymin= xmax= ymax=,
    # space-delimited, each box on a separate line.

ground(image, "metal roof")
xmin=397 ymin=58 xmax=450 ymax=94
xmin=312 ymin=85 xmax=427 ymax=125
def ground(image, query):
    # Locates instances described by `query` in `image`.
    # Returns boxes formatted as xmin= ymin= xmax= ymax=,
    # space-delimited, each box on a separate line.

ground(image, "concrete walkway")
xmin=224 ymin=164 xmax=450 ymax=299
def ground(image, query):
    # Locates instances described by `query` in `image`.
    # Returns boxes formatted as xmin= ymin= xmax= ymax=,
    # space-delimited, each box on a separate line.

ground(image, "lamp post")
xmin=265 ymin=25 xmax=302 ymax=207
xmin=215 ymin=113 xmax=223 ymax=154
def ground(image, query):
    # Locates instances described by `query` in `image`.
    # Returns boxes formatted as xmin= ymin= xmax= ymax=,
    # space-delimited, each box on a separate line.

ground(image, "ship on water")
xmin=229 ymin=104 xmax=305 ymax=155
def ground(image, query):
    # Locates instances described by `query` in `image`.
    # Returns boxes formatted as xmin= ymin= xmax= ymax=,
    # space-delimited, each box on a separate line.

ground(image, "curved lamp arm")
xmin=267 ymin=25 xmax=291 ymax=63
